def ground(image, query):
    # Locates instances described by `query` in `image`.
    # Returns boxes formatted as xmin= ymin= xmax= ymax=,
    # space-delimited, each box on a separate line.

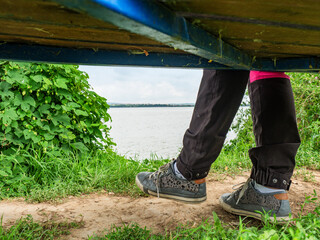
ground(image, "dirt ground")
xmin=1 ymin=171 xmax=319 ymax=239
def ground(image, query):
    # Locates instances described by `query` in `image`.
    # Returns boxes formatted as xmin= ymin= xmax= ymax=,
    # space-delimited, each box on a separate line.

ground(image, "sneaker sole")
xmin=219 ymin=196 xmax=290 ymax=223
xmin=135 ymin=175 xmax=207 ymax=204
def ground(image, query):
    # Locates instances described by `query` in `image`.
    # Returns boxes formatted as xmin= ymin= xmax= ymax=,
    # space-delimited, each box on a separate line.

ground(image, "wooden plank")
xmin=0 ymin=34 xmax=182 ymax=54
xmin=0 ymin=19 xmax=164 ymax=45
xmin=1 ymin=0 xmax=319 ymax=58
xmin=229 ymin=40 xmax=320 ymax=57
xmin=0 ymin=0 xmax=181 ymax=53
xmin=190 ymin=20 xmax=320 ymax=55
xmin=0 ymin=0 xmax=114 ymax=28
xmin=0 ymin=19 xmax=180 ymax=53
xmin=160 ymin=0 xmax=320 ymax=57
xmin=160 ymin=0 xmax=320 ymax=27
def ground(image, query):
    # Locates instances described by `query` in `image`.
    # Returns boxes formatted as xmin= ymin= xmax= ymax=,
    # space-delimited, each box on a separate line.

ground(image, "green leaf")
xmin=0 ymin=81 xmax=12 ymax=91
xmin=55 ymin=77 xmax=68 ymax=89
xmin=2 ymin=108 xmax=19 ymax=125
xmin=30 ymin=133 xmax=41 ymax=143
xmin=4 ymin=133 xmax=14 ymax=142
xmin=0 ymin=170 xmax=8 ymax=177
xmin=5 ymin=126 xmax=12 ymax=133
xmin=70 ymin=142 xmax=89 ymax=152
xmin=24 ymin=96 xmax=36 ymax=107
xmin=60 ymin=131 xmax=76 ymax=140
xmin=42 ymin=125 xmax=51 ymax=131
xmin=51 ymin=103 xmax=61 ymax=110
xmin=11 ymin=120 xmax=18 ymax=128
xmin=43 ymin=76 xmax=53 ymax=86
xmin=14 ymin=128 xmax=23 ymax=138
xmin=0 ymin=90 xmax=14 ymax=100
xmin=57 ymin=89 xmax=72 ymax=100
xmin=53 ymin=114 xmax=70 ymax=125
xmin=17 ymin=109 xmax=26 ymax=118
xmin=67 ymin=102 xmax=80 ymax=108
xmin=15 ymin=95 xmax=36 ymax=112
xmin=4 ymin=69 xmax=26 ymax=84
xmin=51 ymin=117 xmax=58 ymax=126
xmin=0 ymin=101 xmax=10 ymax=109
xmin=20 ymin=101 xmax=30 ymax=112
xmin=13 ymin=93 xmax=23 ymax=106
xmin=43 ymin=133 xmax=55 ymax=140
xmin=30 ymin=74 xmax=43 ymax=82
xmin=74 ymin=109 xmax=88 ymax=116
xmin=83 ymin=136 xmax=90 ymax=144
xmin=23 ymin=129 xmax=33 ymax=140
xmin=44 ymin=96 xmax=52 ymax=105
xmin=38 ymin=104 xmax=50 ymax=115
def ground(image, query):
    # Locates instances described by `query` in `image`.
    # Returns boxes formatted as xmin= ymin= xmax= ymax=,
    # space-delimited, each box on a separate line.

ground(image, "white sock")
xmin=254 ymin=182 xmax=284 ymax=194
xmin=173 ymin=162 xmax=187 ymax=180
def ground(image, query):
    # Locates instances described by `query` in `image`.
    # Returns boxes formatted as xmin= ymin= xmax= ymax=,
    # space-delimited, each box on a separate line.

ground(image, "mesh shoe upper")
xmin=136 ymin=161 xmax=206 ymax=202
xmin=220 ymin=178 xmax=291 ymax=219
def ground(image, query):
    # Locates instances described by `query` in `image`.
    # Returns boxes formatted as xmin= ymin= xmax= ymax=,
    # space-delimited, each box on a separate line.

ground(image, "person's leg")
xmin=220 ymin=72 xmax=301 ymax=222
xmin=136 ymin=69 xmax=249 ymax=203
xmin=176 ymin=70 xmax=250 ymax=180
xmin=248 ymin=76 xmax=300 ymax=189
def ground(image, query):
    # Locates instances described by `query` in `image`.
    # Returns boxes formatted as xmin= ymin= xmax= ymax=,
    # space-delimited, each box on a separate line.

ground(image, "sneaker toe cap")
xmin=220 ymin=193 xmax=231 ymax=200
xmin=136 ymin=172 xmax=156 ymax=192
xmin=220 ymin=193 xmax=235 ymax=204
xmin=136 ymin=172 xmax=150 ymax=181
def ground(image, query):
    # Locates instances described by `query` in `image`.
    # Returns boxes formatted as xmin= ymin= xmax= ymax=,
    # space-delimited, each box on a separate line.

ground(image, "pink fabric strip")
xmin=250 ymin=71 xmax=290 ymax=83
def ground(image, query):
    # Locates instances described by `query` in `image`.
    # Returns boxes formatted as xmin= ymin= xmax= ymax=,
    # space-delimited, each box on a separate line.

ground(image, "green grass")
xmin=0 ymin=148 xmax=168 ymax=202
xmin=0 ymin=141 xmax=318 ymax=202
xmin=0 ymin=215 xmax=84 ymax=240
xmin=95 ymin=215 xmax=320 ymax=240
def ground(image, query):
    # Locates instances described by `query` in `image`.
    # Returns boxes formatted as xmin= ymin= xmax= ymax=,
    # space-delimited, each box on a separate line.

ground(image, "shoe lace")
xmin=232 ymin=178 xmax=251 ymax=205
xmin=149 ymin=162 xmax=171 ymax=198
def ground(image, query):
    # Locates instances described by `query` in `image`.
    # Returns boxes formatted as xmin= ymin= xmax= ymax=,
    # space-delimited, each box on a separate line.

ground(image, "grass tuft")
xmin=0 ymin=148 xmax=168 ymax=202
xmin=0 ymin=215 xmax=84 ymax=239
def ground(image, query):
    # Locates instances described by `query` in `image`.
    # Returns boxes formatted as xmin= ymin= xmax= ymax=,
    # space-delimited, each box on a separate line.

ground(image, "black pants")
xmin=176 ymin=70 xmax=300 ymax=190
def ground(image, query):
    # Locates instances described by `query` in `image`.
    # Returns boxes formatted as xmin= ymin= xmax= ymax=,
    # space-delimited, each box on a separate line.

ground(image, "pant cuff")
xmin=250 ymin=166 xmax=292 ymax=190
xmin=176 ymin=159 xmax=210 ymax=180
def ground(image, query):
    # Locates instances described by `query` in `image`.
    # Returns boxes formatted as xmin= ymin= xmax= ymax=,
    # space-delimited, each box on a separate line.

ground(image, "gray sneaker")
xmin=135 ymin=161 xmax=207 ymax=203
xmin=219 ymin=178 xmax=291 ymax=222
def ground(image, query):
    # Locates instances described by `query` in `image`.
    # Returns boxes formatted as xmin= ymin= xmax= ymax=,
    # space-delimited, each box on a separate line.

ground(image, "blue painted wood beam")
xmin=0 ymin=43 xmax=319 ymax=71
xmin=49 ymin=0 xmax=252 ymax=69
xmin=253 ymin=57 xmax=320 ymax=72
xmin=0 ymin=43 xmax=231 ymax=69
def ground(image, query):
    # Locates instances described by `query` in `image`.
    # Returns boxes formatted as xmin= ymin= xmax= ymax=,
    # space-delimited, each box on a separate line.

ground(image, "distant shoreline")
xmin=109 ymin=104 xmax=195 ymax=108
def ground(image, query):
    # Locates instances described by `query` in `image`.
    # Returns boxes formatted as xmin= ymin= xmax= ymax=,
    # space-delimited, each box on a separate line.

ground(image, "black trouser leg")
xmin=248 ymin=78 xmax=301 ymax=190
xmin=176 ymin=70 xmax=249 ymax=180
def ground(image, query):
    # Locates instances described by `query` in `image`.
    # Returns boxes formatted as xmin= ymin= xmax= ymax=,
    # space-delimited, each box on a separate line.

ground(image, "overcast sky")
xmin=79 ymin=65 xmax=202 ymax=104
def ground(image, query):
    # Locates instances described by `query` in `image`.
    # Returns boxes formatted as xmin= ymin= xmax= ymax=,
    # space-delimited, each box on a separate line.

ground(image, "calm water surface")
xmin=108 ymin=107 xmax=236 ymax=160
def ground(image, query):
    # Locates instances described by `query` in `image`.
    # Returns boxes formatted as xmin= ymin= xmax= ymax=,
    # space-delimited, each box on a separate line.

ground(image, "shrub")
xmin=290 ymin=72 xmax=320 ymax=152
xmin=0 ymin=61 xmax=113 ymax=155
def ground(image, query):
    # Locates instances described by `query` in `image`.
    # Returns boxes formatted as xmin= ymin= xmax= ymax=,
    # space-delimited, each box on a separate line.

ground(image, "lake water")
xmin=108 ymin=107 xmax=236 ymax=160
